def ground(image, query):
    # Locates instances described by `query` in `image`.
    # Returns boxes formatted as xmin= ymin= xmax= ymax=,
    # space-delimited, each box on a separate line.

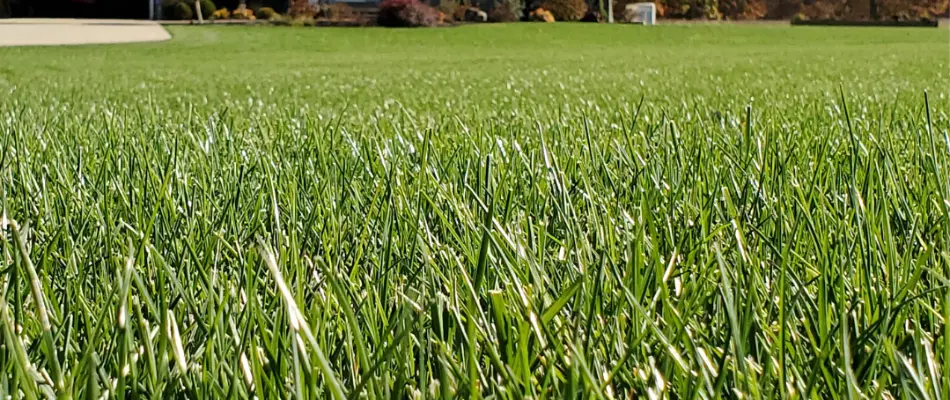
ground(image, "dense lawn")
xmin=0 ymin=24 xmax=948 ymax=398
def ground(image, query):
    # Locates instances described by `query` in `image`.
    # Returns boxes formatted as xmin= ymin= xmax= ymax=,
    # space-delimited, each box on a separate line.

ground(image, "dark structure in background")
xmin=4 ymin=0 xmax=150 ymax=18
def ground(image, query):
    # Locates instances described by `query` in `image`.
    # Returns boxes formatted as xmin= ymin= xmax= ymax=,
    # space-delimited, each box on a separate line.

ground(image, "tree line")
xmin=615 ymin=0 xmax=948 ymax=20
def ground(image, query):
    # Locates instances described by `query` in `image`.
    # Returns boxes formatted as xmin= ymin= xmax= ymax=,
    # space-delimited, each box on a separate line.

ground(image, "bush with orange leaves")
xmin=879 ymin=0 xmax=948 ymax=19
xmin=529 ymin=7 xmax=555 ymax=21
xmin=211 ymin=7 xmax=230 ymax=19
xmin=230 ymin=6 xmax=256 ymax=19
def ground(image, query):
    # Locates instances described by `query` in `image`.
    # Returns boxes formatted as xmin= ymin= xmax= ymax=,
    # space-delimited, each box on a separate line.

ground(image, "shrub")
xmin=230 ymin=6 xmax=255 ymax=19
xmin=489 ymin=0 xmax=522 ymax=21
xmin=529 ymin=7 xmax=554 ymax=21
xmin=256 ymin=6 xmax=278 ymax=19
xmin=685 ymin=0 xmax=720 ymax=19
xmin=378 ymin=0 xmax=440 ymax=27
xmin=740 ymin=0 xmax=767 ymax=19
xmin=399 ymin=1 xmax=441 ymax=25
xmin=718 ymin=0 xmax=765 ymax=19
xmin=879 ymin=0 xmax=948 ymax=19
xmin=290 ymin=16 xmax=316 ymax=25
xmin=167 ymin=1 xmax=194 ymax=19
xmin=198 ymin=0 xmax=216 ymax=19
xmin=645 ymin=0 xmax=719 ymax=19
xmin=211 ymin=7 xmax=230 ymax=19
xmin=538 ymin=0 xmax=586 ymax=20
xmin=765 ymin=0 xmax=802 ymax=18
xmin=318 ymin=3 xmax=355 ymax=21
xmin=580 ymin=10 xmax=602 ymax=21
xmin=379 ymin=0 xmax=413 ymax=25
xmin=797 ymin=0 xmax=844 ymax=19
xmin=452 ymin=4 xmax=471 ymax=20
xmin=288 ymin=0 xmax=316 ymax=17
xmin=438 ymin=0 xmax=459 ymax=20
xmin=489 ymin=6 xmax=520 ymax=21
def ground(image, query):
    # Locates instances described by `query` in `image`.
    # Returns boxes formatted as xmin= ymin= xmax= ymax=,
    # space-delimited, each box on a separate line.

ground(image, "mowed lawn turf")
xmin=0 ymin=24 xmax=948 ymax=398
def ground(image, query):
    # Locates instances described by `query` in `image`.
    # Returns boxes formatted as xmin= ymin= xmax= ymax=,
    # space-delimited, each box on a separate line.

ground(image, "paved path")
xmin=0 ymin=19 xmax=171 ymax=47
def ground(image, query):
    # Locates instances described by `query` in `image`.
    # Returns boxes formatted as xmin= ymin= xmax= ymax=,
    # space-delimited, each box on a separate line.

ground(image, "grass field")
xmin=0 ymin=24 xmax=948 ymax=398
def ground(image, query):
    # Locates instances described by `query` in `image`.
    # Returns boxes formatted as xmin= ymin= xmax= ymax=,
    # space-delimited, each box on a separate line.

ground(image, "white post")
xmin=149 ymin=0 xmax=155 ymax=20
xmin=195 ymin=0 xmax=204 ymax=23
xmin=607 ymin=0 xmax=613 ymax=22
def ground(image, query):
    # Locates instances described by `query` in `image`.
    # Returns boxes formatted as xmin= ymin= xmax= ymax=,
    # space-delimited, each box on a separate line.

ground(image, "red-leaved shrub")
xmin=378 ymin=0 xmax=441 ymax=26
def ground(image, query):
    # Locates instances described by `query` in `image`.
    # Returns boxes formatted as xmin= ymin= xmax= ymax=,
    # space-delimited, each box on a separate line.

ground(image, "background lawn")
xmin=0 ymin=24 xmax=948 ymax=398
xmin=2 ymin=24 xmax=946 ymax=114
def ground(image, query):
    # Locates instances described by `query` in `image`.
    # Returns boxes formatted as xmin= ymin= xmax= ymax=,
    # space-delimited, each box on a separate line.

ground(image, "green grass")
xmin=0 ymin=23 xmax=948 ymax=398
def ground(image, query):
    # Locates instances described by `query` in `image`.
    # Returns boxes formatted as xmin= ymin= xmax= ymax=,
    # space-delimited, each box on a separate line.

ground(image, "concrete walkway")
xmin=0 ymin=19 xmax=171 ymax=47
